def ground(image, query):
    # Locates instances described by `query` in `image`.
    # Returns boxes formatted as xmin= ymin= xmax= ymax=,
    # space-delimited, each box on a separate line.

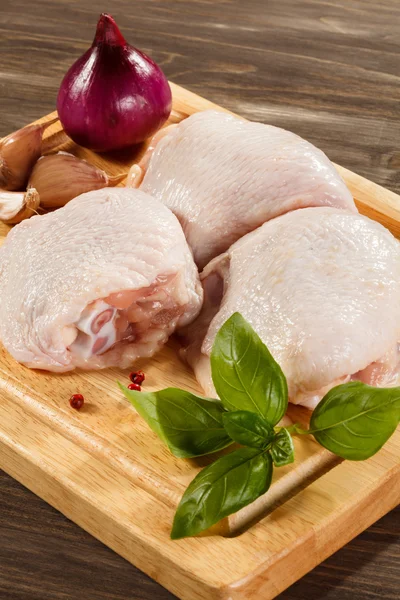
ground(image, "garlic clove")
xmin=126 ymin=164 xmax=144 ymax=188
xmin=27 ymin=152 xmax=126 ymax=209
xmin=41 ymin=128 xmax=70 ymax=156
xmin=0 ymin=188 xmax=40 ymax=224
xmin=0 ymin=117 xmax=59 ymax=191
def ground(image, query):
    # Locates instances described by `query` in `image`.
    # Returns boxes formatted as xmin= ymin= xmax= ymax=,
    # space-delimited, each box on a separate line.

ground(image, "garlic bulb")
xmin=0 ymin=188 xmax=40 ymax=224
xmin=28 ymin=152 xmax=126 ymax=208
xmin=0 ymin=117 xmax=58 ymax=191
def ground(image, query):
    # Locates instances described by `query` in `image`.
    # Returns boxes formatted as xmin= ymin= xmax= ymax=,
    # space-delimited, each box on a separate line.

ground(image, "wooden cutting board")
xmin=0 ymin=83 xmax=399 ymax=600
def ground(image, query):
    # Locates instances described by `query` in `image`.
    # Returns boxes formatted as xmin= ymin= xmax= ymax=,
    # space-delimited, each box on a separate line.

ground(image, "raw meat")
xmin=181 ymin=208 xmax=400 ymax=408
xmin=0 ymin=188 xmax=202 ymax=371
xmin=132 ymin=110 xmax=356 ymax=268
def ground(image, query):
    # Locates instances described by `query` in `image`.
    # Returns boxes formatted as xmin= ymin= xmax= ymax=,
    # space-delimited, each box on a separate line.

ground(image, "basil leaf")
xmin=171 ymin=447 xmax=273 ymax=539
xmin=270 ymin=428 xmax=295 ymax=467
xmin=310 ymin=382 xmax=400 ymax=460
xmin=119 ymin=384 xmax=232 ymax=458
xmin=211 ymin=312 xmax=288 ymax=425
xmin=222 ymin=411 xmax=274 ymax=448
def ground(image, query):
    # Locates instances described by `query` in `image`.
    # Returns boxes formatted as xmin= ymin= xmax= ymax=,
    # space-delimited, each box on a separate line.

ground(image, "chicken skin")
xmin=131 ymin=110 xmax=356 ymax=268
xmin=181 ymin=208 xmax=400 ymax=408
xmin=0 ymin=188 xmax=202 ymax=371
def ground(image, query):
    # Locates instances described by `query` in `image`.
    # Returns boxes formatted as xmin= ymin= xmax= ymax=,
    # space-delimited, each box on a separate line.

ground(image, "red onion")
xmin=57 ymin=14 xmax=172 ymax=152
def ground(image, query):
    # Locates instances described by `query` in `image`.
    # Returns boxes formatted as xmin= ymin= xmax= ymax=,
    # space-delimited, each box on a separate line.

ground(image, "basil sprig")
xmin=120 ymin=312 xmax=400 ymax=539
xmin=119 ymin=384 xmax=232 ymax=458
xmin=270 ymin=429 xmax=295 ymax=467
xmin=309 ymin=382 xmax=400 ymax=460
xmin=211 ymin=313 xmax=288 ymax=425
xmin=171 ymin=448 xmax=273 ymax=539
xmin=222 ymin=411 xmax=274 ymax=448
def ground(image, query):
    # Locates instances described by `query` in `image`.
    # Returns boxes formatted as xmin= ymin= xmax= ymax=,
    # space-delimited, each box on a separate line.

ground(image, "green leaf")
xmin=270 ymin=428 xmax=295 ymax=467
xmin=119 ymin=384 xmax=232 ymax=458
xmin=222 ymin=411 xmax=274 ymax=448
xmin=171 ymin=447 xmax=273 ymax=539
xmin=310 ymin=382 xmax=400 ymax=460
xmin=211 ymin=312 xmax=288 ymax=425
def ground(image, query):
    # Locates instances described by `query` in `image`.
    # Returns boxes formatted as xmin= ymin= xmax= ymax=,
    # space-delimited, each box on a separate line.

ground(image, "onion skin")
xmin=56 ymin=13 xmax=172 ymax=152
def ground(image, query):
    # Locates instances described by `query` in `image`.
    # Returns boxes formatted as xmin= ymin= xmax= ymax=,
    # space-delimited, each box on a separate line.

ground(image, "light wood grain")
xmin=0 ymin=84 xmax=399 ymax=600
xmin=1 ymin=3 xmax=399 ymax=599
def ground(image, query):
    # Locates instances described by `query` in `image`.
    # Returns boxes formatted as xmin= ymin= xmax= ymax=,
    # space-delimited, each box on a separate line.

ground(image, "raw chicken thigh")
xmin=182 ymin=207 xmax=400 ymax=409
xmin=132 ymin=110 xmax=356 ymax=268
xmin=0 ymin=188 xmax=202 ymax=372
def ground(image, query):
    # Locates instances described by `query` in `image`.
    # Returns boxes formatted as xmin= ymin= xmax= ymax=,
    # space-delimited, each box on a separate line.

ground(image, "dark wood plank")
xmin=0 ymin=0 xmax=399 ymax=193
xmin=0 ymin=1 xmax=399 ymax=599
xmin=1 ymin=470 xmax=399 ymax=600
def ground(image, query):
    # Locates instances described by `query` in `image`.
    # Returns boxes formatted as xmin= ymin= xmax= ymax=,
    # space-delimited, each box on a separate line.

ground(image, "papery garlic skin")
xmin=28 ymin=152 xmax=126 ymax=208
xmin=0 ymin=188 xmax=40 ymax=224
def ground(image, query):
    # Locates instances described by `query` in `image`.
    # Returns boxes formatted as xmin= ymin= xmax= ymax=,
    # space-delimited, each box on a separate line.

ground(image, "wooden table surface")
xmin=0 ymin=0 xmax=399 ymax=598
